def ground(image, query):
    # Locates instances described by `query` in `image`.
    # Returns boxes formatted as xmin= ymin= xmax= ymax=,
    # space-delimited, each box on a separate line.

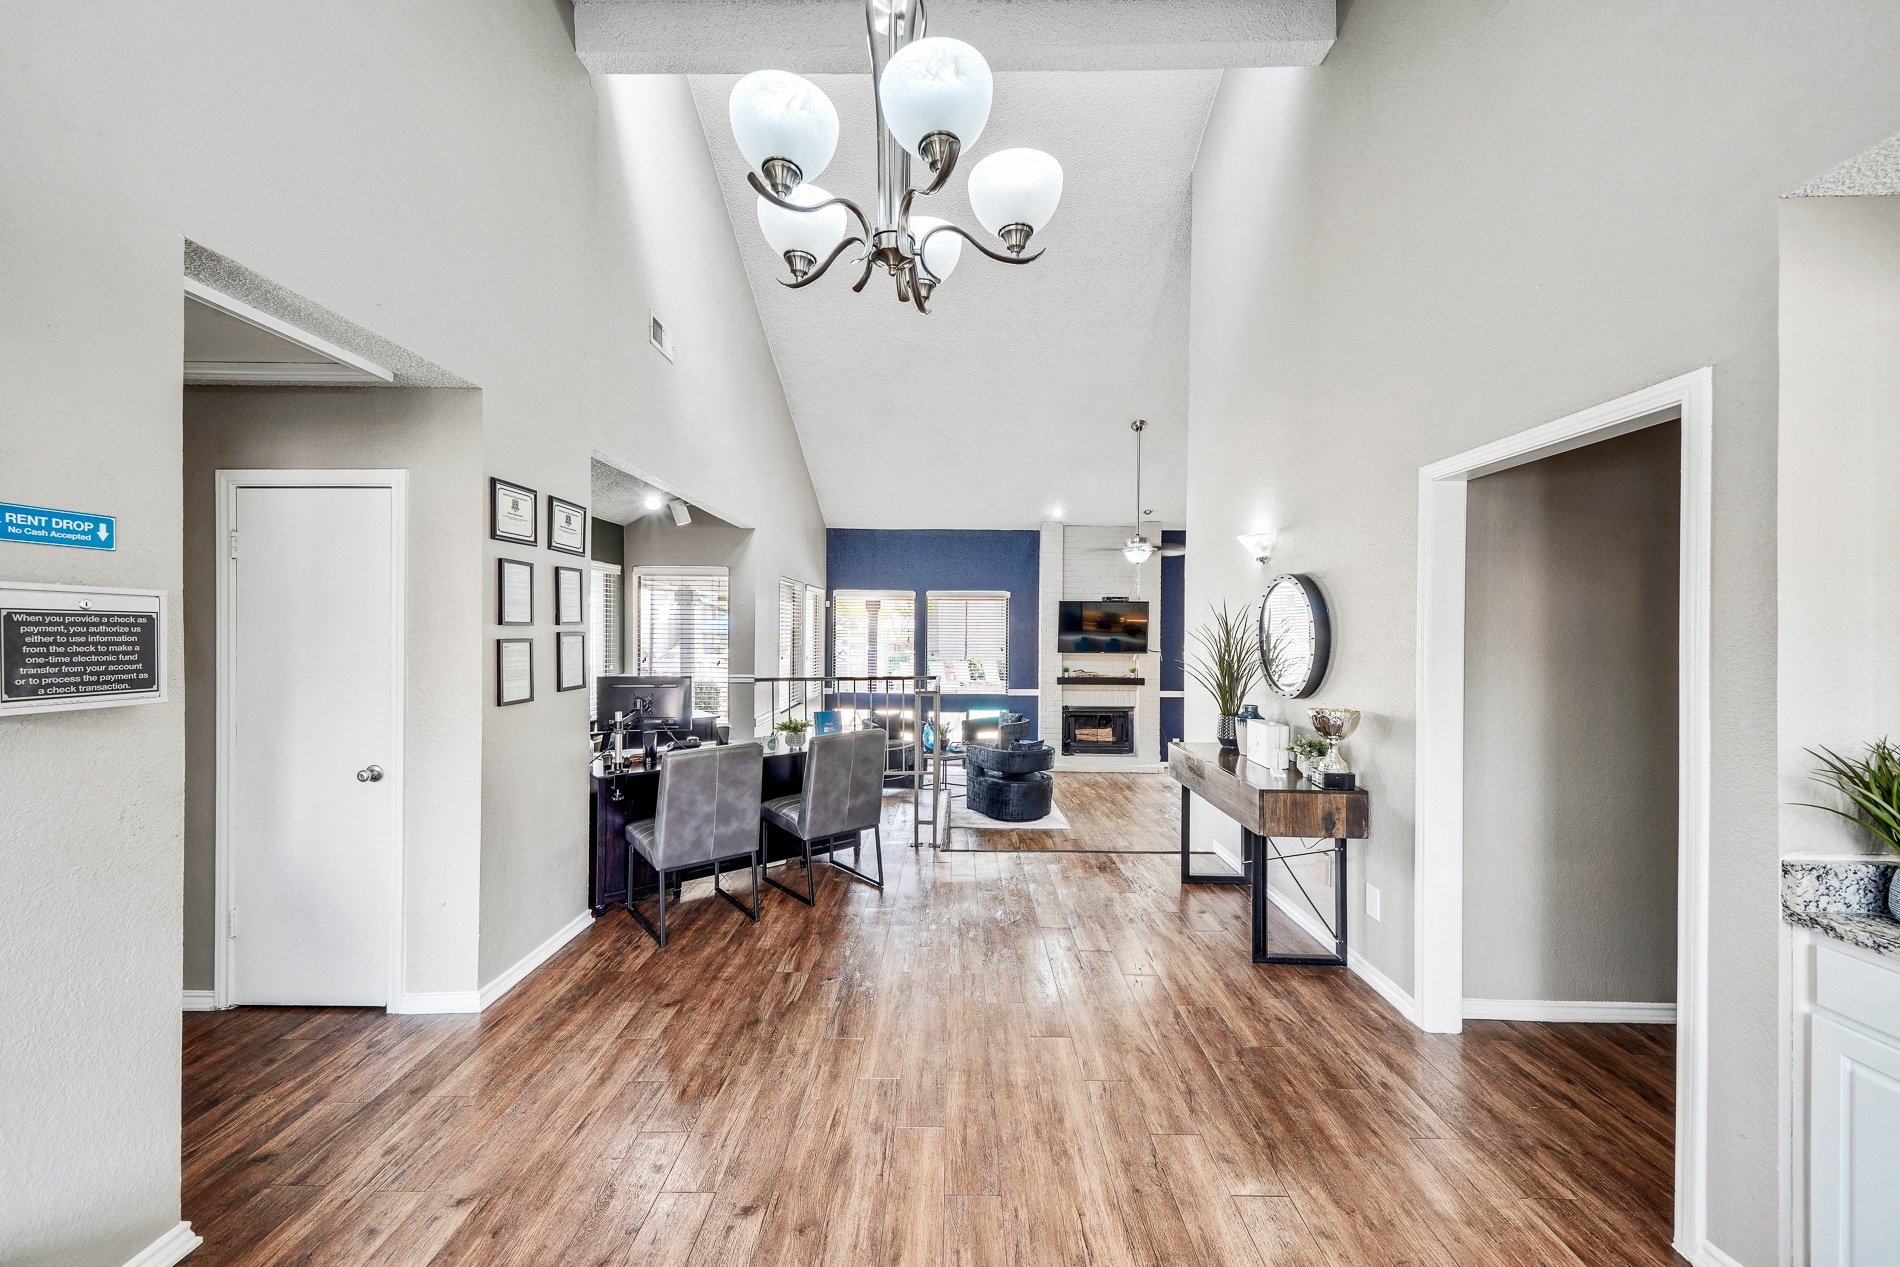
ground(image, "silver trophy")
xmin=1308 ymin=707 xmax=1361 ymax=789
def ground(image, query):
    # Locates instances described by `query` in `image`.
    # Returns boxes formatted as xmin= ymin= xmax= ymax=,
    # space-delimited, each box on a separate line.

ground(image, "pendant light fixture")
xmin=726 ymin=0 xmax=1063 ymax=313
xmin=1123 ymin=419 xmax=1156 ymax=566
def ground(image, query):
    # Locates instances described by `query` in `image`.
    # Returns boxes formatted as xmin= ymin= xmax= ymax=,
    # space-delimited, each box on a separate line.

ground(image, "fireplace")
xmin=1062 ymin=706 xmax=1135 ymax=756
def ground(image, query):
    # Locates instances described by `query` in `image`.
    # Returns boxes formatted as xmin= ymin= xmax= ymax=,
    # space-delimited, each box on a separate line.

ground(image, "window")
xmin=587 ymin=565 xmax=622 ymax=716
xmin=804 ymin=585 xmax=824 ymax=680
xmin=634 ymin=569 xmax=729 ymax=721
xmin=927 ymin=592 xmax=1010 ymax=693
xmin=831 ymin=590 xmax=916 ymax=680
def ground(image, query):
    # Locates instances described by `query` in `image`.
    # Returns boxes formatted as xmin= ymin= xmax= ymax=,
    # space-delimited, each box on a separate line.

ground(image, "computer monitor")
xmin=595 ymin=675 xmax=691 ymax=728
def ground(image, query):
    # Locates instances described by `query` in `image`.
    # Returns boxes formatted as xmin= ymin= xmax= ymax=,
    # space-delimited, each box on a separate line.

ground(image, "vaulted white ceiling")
xmin=689 ymin=69 xmax=1217 ymax=530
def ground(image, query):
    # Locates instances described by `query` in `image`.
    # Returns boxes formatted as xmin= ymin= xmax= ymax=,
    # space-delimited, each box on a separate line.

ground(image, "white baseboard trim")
xmin=124 ymin=1221 xmax=202 ymax=1267
xmin=1263 ymin=886 xmax=1420 ymax=1026
xmin=1463 ymin=998 xmax=1677 ymax=1024
xmin=1680 ymin=1239 xmax=1745 ymax=1267
xmin=388 ymin=990 xmax=482 ymax=1015
xmin=181 ymin=989 xmax=218 ymax=1012
xmin=478 ymin=909 xmax=595 ymax=1011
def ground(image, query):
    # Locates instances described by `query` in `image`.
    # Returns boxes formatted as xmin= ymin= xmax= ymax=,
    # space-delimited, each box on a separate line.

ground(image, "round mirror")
xmin=1259 ymin=573 xmax=1331 ymax=698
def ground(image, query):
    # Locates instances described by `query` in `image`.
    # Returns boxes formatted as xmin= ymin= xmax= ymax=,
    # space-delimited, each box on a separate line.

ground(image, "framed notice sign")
xmin=548 ymin=497 xmax=587 ymax=556
xmin=0 ymin=581 xmax=167 ymax=717
xmin=491 ymin=478 xmax=537 ymax=546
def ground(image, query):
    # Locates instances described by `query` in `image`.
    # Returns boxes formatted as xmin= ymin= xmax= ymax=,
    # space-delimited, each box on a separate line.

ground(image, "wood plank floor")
xmin=944 ymin=771 xmax=1179 ymax=852
xmin=183 ymin=775 xmax=1683 ymax=1266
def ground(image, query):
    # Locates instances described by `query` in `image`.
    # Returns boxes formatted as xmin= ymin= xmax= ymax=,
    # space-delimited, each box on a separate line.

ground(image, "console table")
xmin=1168 ymin=741 xmax=1370 ymax=966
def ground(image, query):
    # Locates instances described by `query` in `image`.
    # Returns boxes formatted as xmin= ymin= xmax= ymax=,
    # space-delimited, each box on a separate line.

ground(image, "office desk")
xmin=589 ymin=750 xmax=808 ymax=914
xmin=1168 ymin=741 xmax=1370 ymax=966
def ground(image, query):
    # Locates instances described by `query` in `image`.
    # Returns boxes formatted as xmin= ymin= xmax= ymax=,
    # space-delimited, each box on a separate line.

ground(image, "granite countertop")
xmin=1782 ymin=858 xmax=1900 ymax=957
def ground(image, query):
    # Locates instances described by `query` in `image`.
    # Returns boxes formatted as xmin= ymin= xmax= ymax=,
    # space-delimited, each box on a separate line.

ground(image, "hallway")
xmin=182 ymin=802 xmax=1679 ymax=1266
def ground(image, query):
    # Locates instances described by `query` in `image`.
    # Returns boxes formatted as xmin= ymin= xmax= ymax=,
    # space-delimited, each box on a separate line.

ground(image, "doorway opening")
xmin=1413 ymin=369 xmax=1714 ymax=1257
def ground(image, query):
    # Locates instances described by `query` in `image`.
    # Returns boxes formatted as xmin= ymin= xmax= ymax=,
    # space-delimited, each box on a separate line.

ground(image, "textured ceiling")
xmin=579 ymin=0 xmax=1333 ymax=73
xmin=689 ymin=69 xmax=1216 ymax=530
xmin=1788 ymin=132 xmax=1900 ymax=197
xmin=592 ymin=459 xmax=673 ymax=525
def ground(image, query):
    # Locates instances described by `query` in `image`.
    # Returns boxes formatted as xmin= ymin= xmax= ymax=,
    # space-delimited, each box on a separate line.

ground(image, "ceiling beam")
xmin=575 ymin=0 xmax=1335 ymax=74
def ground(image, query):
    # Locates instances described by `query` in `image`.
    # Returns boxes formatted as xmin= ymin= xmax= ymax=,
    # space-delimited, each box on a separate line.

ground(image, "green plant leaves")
xmin=1184 ymin=601 xmax=1264 ymax=717
xmin=1802 ymin=739 xmax=1900 ymax=855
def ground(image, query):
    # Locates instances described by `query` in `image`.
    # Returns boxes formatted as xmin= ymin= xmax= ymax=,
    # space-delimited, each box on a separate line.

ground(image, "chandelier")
xmin=726 ymin=0 xmax=1064 ymax=313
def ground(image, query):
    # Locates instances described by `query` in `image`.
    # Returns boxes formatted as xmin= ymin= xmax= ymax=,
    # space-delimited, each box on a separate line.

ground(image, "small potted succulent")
xmin=1803 ymin=738 xmax=1900 ymax=918
xmin=775 ymin=717 xmax=813 ymax=750
xmin=1184 ymin=601 xmax=1264 ymax=749
xmin=1289 ymin=735 xmax=1329 ymax=782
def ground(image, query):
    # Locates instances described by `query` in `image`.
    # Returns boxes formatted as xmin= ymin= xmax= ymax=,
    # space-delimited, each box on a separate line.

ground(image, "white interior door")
xmin=226 ymin=481 xmax=398 ymax=1006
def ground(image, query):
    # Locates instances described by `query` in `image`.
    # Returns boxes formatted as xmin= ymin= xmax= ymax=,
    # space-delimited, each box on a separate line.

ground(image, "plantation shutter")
xmin=926 ymin=592 xmax=1010 ymax=692
xmin=635 ymin=570 xmax=729 ymax=721
xmin=804 ymin=585 xmax=824 ymax=680
xmin=831 ymin=590 xmax=917 ymax=680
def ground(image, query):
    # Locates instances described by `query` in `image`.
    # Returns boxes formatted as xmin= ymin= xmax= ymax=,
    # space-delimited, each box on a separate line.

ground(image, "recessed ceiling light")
xmin=1049 ymin=506 xmax=1063 ymax=519
xmin=644 ymin=493 xmax=664 ymax=510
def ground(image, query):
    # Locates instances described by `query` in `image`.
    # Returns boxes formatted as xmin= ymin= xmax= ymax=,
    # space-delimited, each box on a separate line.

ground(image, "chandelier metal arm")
xmin=914 ymin=222 xmax=1047 ymax=281
xmin=747 ymin=171 xmax=872 ymax=242
xmin=778 ymin=237 xmax=867 ymax=289
xmin=850 ymin=255 xmax=876 ymax=293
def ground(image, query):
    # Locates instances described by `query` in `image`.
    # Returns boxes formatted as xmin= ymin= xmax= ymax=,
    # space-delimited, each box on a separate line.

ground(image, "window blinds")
xmin=804 ymin=585 xmax=824 ymax=679
xmin=587 ymin=567 xmax=622 ymax=715
xmin=831 ymin=590 xmax=917 ymax=680
xmin=926 ymin=592 xmax=1010 ymax=692
xmin=635 ymin=571 xmax=729 ymax=720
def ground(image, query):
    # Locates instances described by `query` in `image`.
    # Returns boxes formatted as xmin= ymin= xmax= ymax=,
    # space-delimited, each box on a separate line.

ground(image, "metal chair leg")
xmin=825 ymin=825 xmax=885 ymax=890
xmin=627 ymin=867 xmax=669 ymax=948
xmin=764 ymin=831 xmax=817 ymax=906
xmin=713 ymin=848 xmax=762 ymax=922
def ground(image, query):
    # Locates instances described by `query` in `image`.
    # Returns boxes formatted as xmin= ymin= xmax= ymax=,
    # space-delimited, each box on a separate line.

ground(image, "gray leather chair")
xmin=761 ymin=727 xmax=887 ymax=904
xmin=624 ymin=741 xmax=765 ymax=947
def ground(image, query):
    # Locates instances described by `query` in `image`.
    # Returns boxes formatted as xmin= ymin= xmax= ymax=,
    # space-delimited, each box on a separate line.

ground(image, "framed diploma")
xmin=491 ymin=478 xmax=537 ymax=545
xmin=554 ymin=566 xmax=584 ymax=626
xmin=548 ymin=496 xmax=587 ymax=556
xmin=497 ymin=638 xmax=534 ymax=706
xmin=557 ymin=631 xmax=585 ymax=692
xmin=498 ymin=558 xmax=533 ymax=626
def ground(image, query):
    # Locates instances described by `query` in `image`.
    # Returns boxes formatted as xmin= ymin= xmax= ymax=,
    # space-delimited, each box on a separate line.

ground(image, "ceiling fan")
xmin=1085 ymin=419 xmax=1185 ymax=561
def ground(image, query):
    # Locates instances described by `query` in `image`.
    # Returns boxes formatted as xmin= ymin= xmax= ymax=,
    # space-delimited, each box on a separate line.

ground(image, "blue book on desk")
xmin=814 ymin=709 xmax=843 ymax=736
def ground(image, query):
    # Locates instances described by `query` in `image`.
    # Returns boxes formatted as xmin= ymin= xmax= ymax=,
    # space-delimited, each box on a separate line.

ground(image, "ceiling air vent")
xmin=648 ymin=314 xmax=675 ymax=362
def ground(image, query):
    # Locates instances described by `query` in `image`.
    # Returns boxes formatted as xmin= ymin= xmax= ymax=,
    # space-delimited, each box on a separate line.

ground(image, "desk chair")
xmin=761 ymin=727 xmax=886 ymax=905
xmin=624 ymin=742 xmax=765 ymax=947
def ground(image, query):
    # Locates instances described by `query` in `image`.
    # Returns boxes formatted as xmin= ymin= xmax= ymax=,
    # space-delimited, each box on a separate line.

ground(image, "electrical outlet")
xmin=1365 ymin=884 xmax=1381 ymax=921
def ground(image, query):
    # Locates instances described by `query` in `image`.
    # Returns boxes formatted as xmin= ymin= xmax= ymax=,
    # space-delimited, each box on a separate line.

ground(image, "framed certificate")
xmin=548 ymin=496 xmax=587 ymax=556
xmin=498 ymin=558 xmax=533 ymax=626
xmin=557 ymin=631 xmax=586 ymax=692
xmin=491 ymin=478 xmax=537 ymax=545
xmin=554 ymin=566 xmax=584 ymax=626
xmin=497 ymin=638 xmax=534 ymax=705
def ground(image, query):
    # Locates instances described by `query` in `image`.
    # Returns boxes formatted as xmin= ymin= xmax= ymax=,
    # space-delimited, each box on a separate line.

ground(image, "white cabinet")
xmin=1805 ymin=939 xmax=1900 ymax=1266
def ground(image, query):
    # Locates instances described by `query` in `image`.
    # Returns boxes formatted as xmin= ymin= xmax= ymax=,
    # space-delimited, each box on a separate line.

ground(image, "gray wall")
xmin=0 ymin=5 xmax=821 ymax=1260
xmin=181 ymin=388 xmax=485 ymax=998
xmin=1778 ymin=195 xmax=1900 ymax=856
xmin=1186 ymin=5 xmax=1900 ymax=1261
xmin=1463 ymin=423 xmax=1680 ymax=1005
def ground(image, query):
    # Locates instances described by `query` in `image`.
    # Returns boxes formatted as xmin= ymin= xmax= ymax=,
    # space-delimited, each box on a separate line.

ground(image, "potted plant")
xmin=1184 ymin=601 xmax=1264 ymax=749
xmin=776 ymin=717 xmax=813 ymax=750
xmin=1803 ymin=738 xmax=1900 ymax=917
xmin=1289 ymin=735 xmax=1329 ymax=782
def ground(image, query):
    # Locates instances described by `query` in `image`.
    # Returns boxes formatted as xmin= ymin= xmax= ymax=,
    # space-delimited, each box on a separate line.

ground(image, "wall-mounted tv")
xmin=1058 ymin=600 xmax=1150 ymax=653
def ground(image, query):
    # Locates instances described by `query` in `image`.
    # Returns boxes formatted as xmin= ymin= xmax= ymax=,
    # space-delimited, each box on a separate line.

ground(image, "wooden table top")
xmin=1168 ymin=741 xmax=1370 ymax=840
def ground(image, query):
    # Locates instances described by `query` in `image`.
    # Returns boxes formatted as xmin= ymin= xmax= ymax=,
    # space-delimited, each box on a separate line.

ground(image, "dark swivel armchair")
xmin=761 ymin=727 xmax=887 ymax=905
xmin=624 ymin=742 xmax=765 ymax=947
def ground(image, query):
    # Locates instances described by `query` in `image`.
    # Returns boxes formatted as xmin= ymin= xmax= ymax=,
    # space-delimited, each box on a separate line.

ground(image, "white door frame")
xmin=213 ymin=469 xmax=408 ymax=1009
xmin=1412 ymin=368 xmax=1713 ymax=1256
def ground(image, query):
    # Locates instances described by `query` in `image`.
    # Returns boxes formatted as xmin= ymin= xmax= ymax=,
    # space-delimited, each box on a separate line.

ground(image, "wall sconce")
xmin=1237 ymin=530 xmax=1278 ymax=565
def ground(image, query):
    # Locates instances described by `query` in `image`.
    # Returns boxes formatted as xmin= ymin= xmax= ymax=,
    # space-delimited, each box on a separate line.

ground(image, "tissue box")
xmin=1248 ymin=719 xmax=1290 ymax=770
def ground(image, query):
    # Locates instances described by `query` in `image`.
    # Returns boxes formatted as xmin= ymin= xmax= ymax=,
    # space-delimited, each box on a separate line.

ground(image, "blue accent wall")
xmin=825 ymin=528 xmax=1040 ymax=732
xmin=1160 ymin=530 xmax=1186 ymax=754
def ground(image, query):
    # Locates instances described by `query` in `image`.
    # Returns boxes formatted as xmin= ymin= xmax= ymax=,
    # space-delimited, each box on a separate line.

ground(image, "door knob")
xmin=357 ymin=765 xmax=385 ymax=783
